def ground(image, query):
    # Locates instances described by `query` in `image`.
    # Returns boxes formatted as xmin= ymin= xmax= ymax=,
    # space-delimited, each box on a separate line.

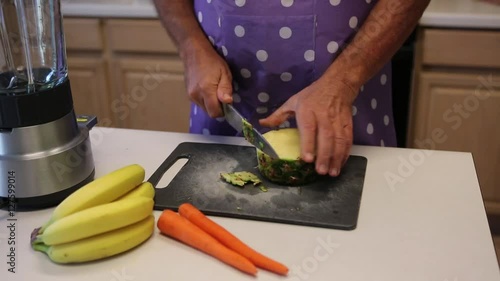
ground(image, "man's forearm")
xmin=325 ymin=0 xmax=430 ymax=94
xmin=152 ymin=0 xmax=212 ymax=59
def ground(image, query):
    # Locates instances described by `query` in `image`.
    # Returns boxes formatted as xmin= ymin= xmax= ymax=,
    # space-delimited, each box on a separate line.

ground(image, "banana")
xmin=33 ymin=196 xmax=154 ymax=246
xmin=38 ymin=164 xmax=145 ymax=233
xmin=33 ymin=215 xmax=155 ymax=264
xmin=116 ymin=181 xmax=155 ymax=201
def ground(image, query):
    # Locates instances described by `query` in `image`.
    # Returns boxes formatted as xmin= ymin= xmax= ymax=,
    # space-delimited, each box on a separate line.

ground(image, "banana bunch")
xmin=30 ymin=164 xmax=156 ymax=264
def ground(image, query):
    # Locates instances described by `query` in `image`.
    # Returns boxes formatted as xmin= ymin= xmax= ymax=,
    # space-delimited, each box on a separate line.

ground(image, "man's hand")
xmin=259 ymin=77 xmax=357 ymax=177
xmin=152 ymin=0 xmax=233 ymax=117
xmin=183 ymin=47 xmax=233 ymax=118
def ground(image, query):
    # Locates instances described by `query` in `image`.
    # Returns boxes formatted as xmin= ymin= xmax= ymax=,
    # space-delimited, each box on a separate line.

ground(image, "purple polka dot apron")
xmin=189 ymin=0 xmax=397 ymax=147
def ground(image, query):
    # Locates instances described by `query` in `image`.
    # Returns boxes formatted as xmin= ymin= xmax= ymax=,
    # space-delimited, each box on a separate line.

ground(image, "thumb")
xmin=259 ymin=98 xmax=296 ymax=127
xmin=217 ymin=70 xmax=233 ymax=104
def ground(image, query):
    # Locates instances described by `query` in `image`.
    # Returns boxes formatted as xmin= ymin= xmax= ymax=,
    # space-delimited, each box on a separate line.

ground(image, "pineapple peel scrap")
xmin=219 ymin=171 xmax=267 ymax=191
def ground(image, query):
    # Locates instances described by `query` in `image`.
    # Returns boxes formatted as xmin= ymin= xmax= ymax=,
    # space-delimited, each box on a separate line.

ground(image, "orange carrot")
xmin=157 ymin=209 xmax=257 ymax=276
xmin=178 ymin=203 xmax=289 ymax=276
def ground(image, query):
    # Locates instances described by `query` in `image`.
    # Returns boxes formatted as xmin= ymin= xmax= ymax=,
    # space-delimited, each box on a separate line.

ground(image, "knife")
xmin=222 ymin=103 xmax=280 ymax=159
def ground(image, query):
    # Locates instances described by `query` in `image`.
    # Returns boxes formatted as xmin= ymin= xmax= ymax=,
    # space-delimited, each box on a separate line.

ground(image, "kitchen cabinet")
xmin=105 ymin=19 xmax=191 ymax=132
xmin=108 ymin=57 xmax=190 ymax=132
xmin=64 ymin=18 xmax=113 ymax=124
xmin=62 ymin=17 xmax=191 ymax=132
xmin=67 ymin=55 xmax=111 ymax=123
xmin=407 ymin=28 xmax=500 ymax=215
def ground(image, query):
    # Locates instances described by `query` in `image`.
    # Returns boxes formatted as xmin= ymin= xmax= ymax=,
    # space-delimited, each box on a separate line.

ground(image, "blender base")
xmin=0 ymin=110 xmax=97 ymax=210
xmin=0 ymin=169 xmax=95 ymax=211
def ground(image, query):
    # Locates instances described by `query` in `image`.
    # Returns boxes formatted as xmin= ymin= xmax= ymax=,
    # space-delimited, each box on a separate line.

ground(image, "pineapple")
xmin=242 ymin=122 xmax=317 ymax=185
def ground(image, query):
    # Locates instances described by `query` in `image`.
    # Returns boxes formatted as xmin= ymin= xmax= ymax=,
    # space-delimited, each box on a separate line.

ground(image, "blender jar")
xmin=0 ymin=0 xmax=97 ymax=209
xmin=0 ymin=0 xmax=74 ymax=129
xmin=0 ymin=0 xmax=68 ymax=95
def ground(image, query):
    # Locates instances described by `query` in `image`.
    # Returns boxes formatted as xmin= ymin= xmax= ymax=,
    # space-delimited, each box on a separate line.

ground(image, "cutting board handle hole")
xmin=154 ymin=157 xmax=190 ymax=189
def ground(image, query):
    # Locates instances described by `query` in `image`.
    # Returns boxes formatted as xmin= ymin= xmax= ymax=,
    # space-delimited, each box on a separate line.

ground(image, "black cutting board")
xmin=149 ymin=142 xmax=367 ymax=230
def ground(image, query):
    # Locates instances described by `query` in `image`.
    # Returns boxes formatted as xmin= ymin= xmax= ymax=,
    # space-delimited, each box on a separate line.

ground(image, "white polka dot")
xmin=383 ymin=115 xmax=390 ymax=126
xmin=197 ymin=11 xmax=203 ymax=23
xmin=381 ymin=74 xmax=387 ymax=85
xmin=279 ymin=27 xmax=292 ymax=39
xmin=360 ymin=85 xmax=364 ymax=92
xmin=371 ymin=98 xmax=377 ymax=109
xmin=304 ymin=50 xmax=315 ymax=62
xmin=349 ymin=16 xmax=358 ymax=29
xmin=202 ymin=128 xmax=210 ymax=135
xmin=281 ymin=0 xmax=293 ymax=7
xmin=327 ymin=41 xmax=339 ymax=53
xmin=189 ymin=118 xmax=192 ymax=127
xmin=233 ymin=81 xmax=239 ymax=91
xmin=256 ymin=50 xmax=268 ymax=62
xmin=367 ymin=123 xmax=374 ymax=135
xmin=218 ymin=17 xmax=221 ymax=27
xmin=235 ymin=0 xmax=245 ymax=7
xmin=233 ymin=93 xmax=241 ymax=103
xmin=279 ymin=120 xmax=291 ymax=128
xmin=207 ymin=0 xmax=212 ymax=3
xmin=221 ymin=46 xmax=228 ymax=56
xmin=234 ymin=25 xmax=245 ymax=37
xmin=194 ymin=105 xmax=198 ymax=115
xmin=330 ymin=0 xmax=341 ymax=6
xmin=352 ymin=105 xmax=357 ymax=116
xmin=366 ymin=0 xmax=372 ymax=3
xmin=208 ymin=36 xmax=215 ymax=45
xmin=258 ymin=92 xmax=269 ymax=103
xmin=240 ymin=68 xmax=251 ymax=78
xmin=380 ymin=139 xmax=385 ymax=146
xmin=256 ymin=107 xmax=268 ymax=114
xmin=216 ymin=117 xmax=225 ymax=122
xmin=280 ymin=72 xmax=292 ymax=82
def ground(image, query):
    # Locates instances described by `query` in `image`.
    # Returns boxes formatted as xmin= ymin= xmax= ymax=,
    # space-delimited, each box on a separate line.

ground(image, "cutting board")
xmin=149 ymin=142 xmax=367 ymax=230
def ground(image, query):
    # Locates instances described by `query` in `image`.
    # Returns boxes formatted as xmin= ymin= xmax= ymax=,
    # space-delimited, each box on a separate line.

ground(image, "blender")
xmin=0 ymin=0 xmax=97 ymax=209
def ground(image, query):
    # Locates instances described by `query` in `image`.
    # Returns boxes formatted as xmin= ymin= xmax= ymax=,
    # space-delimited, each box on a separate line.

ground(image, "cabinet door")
xmin=64 ymin=18 xmax=113 ymax=126
xmin=67 ymin=55 xmax=112 ymax=125
xmin=408 ymin=71 xmax=500 ymax=211
xmin=109 ymin=57 xmax=191 ymax=133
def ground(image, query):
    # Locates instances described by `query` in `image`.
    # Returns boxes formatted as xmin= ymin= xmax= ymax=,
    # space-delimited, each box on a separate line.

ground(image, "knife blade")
xmin=222 ymin=103 xmax=280 ymax=159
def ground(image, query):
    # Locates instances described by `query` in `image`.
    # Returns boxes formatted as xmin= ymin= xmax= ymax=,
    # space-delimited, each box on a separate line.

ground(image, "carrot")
xmin=178 ymin=203 xmax=289 ymax=276
xmin=157 ymin=209 xmax=257 ymax=276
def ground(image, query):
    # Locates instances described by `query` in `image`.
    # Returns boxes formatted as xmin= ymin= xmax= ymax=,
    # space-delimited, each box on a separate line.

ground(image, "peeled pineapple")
xmin=255 ymin=128 xmax=318 ymax=186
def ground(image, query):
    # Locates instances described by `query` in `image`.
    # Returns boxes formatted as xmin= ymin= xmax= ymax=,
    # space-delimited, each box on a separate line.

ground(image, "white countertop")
xmin=420 ymin=0 xmax=500 ymax=29
xmin=60 ymin=0 xmax=500 ymax=29
xmin=1 ymin=127 xmax=500 ymax=281
xmin=61 ymin=0 xmax=158 ymax=19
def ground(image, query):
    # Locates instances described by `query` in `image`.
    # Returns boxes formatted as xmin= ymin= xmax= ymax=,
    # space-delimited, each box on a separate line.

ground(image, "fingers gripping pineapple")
xmin=247 ymin=125 xmax=318 ymax=186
